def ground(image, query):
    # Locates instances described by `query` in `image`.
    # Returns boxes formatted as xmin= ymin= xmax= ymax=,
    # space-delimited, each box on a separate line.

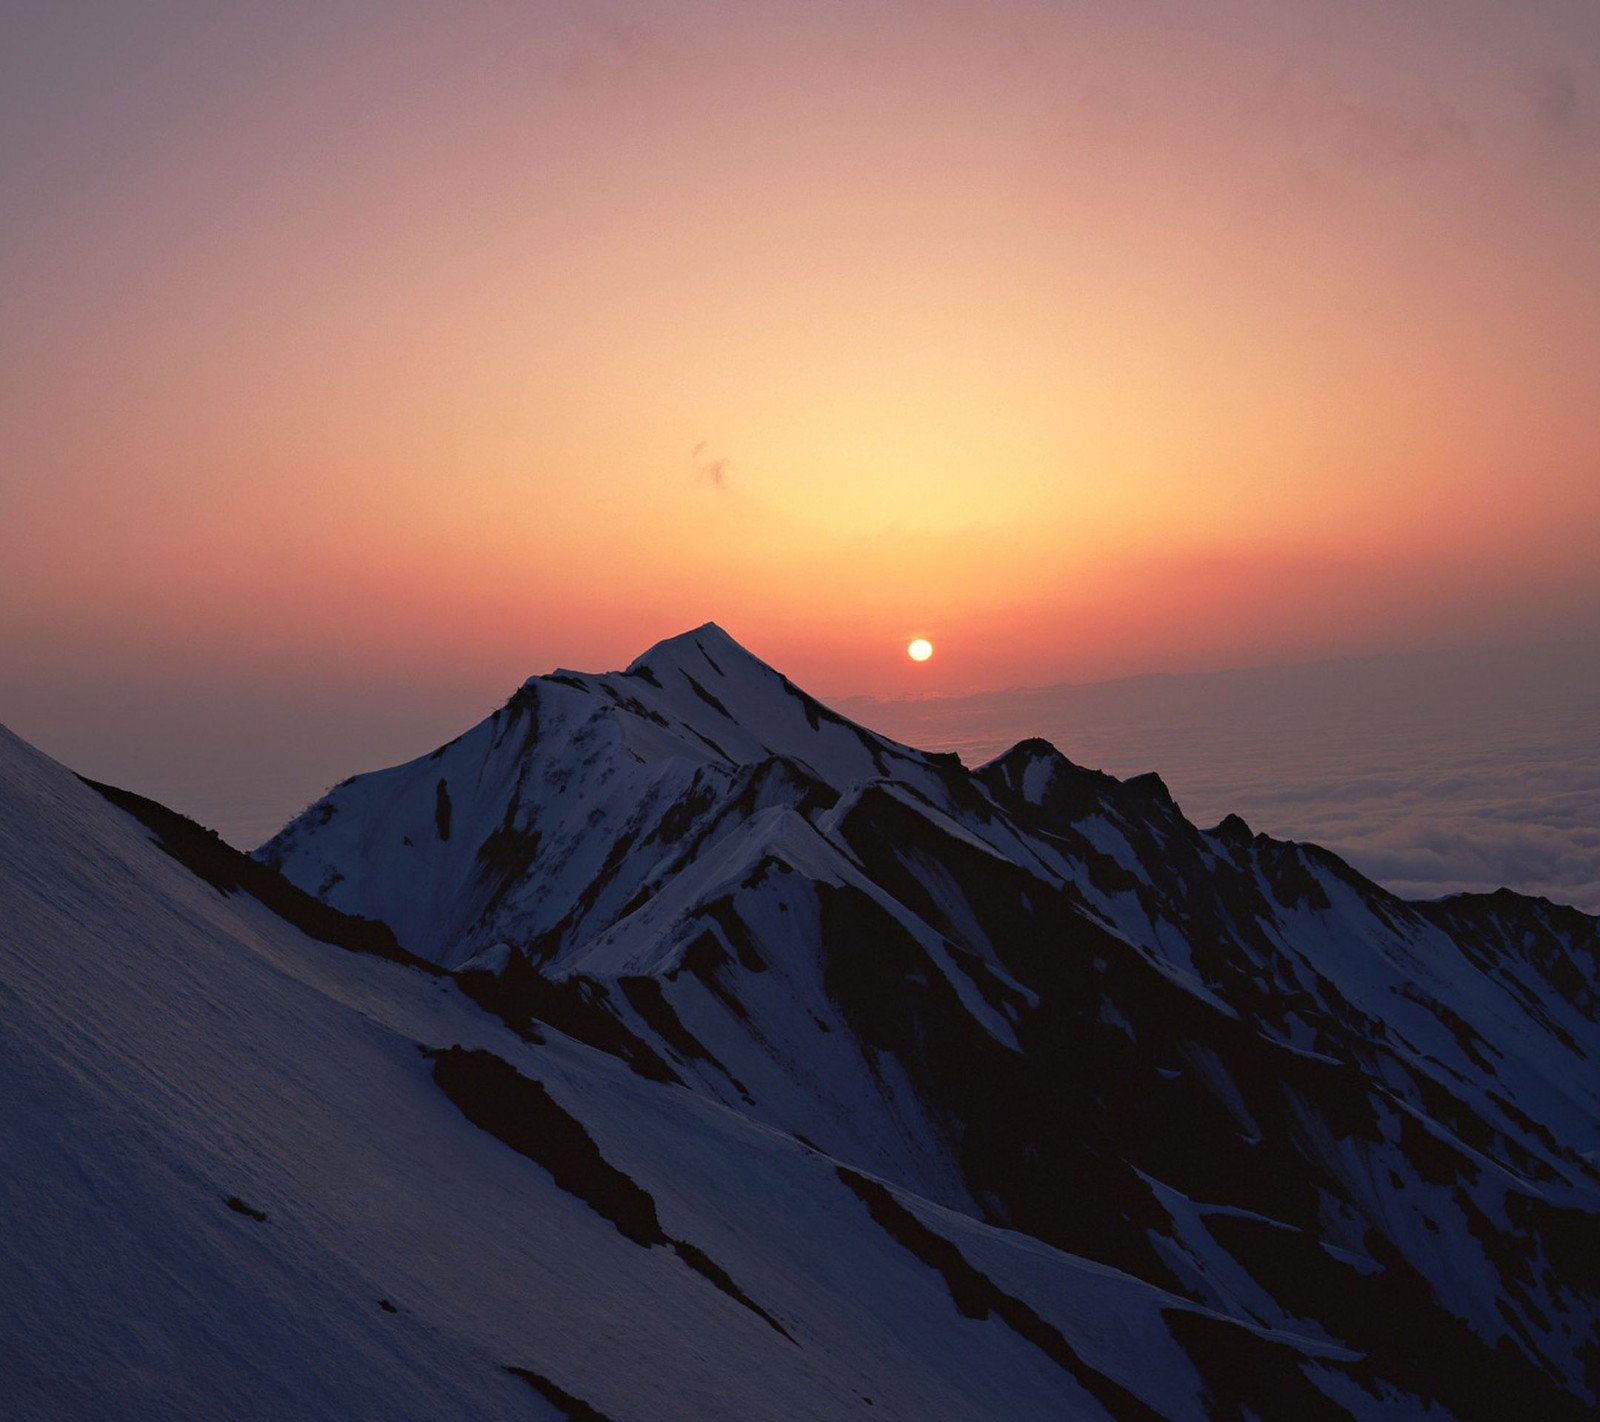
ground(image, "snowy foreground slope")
xmin=3 ymin=721 xmax=1217 ymax=1421
xmin=4 ymin=626 xmax=1599 ymax=1419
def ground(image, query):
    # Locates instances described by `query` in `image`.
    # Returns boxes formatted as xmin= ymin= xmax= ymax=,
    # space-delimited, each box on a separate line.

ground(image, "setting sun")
xmin=908 ymin=638 xmax=933 ymax=663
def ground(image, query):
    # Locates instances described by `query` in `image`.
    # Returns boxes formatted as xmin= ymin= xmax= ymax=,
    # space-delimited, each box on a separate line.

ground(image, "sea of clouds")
xmin=844 ymin=640 xmax=1600 ymax=915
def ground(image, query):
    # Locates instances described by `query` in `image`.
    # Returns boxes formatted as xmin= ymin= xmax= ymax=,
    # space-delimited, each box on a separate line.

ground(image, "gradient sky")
xmin=4 ymin=1 xmax=1600 ymax=810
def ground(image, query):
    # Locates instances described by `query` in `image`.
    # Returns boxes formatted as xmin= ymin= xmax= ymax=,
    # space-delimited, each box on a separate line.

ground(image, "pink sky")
xmin=4 ymin=0 xmax=1599 ymax=803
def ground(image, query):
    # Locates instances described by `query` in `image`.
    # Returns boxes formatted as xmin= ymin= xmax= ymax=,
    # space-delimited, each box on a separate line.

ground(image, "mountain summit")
xmin=3 ymin=628 xmax=1598 ymax=1417
xmin=259 ymin=622 xmax=952 ymax=978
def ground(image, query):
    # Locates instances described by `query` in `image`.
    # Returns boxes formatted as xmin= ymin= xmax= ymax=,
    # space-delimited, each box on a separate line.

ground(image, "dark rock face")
xmin=84 ymin=777 xmax=438 ymax=975
xmin=836 ymin=1165 xmax=1165 ymax=1421
xmin=259 ymin=625 xmax=1600 ymax=1417
xmin=425 ymin=1045 xmax=790 ymax=1339
xmin=504 ymin=1366 xmax=613 ymax=1422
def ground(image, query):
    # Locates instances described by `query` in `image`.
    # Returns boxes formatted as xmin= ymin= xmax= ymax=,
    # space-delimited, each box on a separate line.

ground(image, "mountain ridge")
xmin=253 ymin=626 xmax=1600 ymax=1416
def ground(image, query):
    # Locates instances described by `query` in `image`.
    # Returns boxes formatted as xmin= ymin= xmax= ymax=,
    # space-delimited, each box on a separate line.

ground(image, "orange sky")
xmin=5 ymin=0 xmax=1600 ymax=734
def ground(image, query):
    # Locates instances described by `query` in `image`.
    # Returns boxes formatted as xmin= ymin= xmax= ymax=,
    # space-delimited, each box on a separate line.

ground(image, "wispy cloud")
xmin=691 ymin=440 xmax=730 ymax=488
xmin=1525 ymin=66 xmax=1580 ymax=132
xmin=1260 ymin=69 xmax=1475 ymax=176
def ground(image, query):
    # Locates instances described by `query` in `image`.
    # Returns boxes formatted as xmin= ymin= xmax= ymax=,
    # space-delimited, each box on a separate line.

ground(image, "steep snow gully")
xmin=4 ymin=624 xmax=1598 ymax=1418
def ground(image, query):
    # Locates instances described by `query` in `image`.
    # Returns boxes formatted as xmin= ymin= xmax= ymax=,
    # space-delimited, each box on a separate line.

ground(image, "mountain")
xmin=4 ymin=625 xmax=1598 ymax=1418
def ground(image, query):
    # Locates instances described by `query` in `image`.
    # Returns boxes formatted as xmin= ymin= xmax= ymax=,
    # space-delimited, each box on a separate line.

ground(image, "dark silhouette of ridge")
xmin=81 ymin=776 xmax=438 ymax=975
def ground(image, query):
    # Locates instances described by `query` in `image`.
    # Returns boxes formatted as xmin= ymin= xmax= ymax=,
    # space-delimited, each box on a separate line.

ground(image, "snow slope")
xmin=4 ymin=719 xmax=1410 ymax=1420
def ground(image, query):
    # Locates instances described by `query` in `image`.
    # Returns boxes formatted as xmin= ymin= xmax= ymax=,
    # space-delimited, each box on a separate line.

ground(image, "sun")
xmin=907 ymin=638 xmax=933 ymax=663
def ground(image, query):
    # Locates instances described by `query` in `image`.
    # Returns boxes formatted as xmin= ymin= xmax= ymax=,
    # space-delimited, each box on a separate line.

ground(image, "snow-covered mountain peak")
xmin=612 ymin=622 xmax=941 ymax=790
xmin=257 ymin=628 xmax=955 ymax=973
xmin=625 ymin=620 xmax=761 ymax=680
xmin=520 ymin=622 xmax=937 ymax=792
xmin=979 ymin=736 xmax=1076 ymax=801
